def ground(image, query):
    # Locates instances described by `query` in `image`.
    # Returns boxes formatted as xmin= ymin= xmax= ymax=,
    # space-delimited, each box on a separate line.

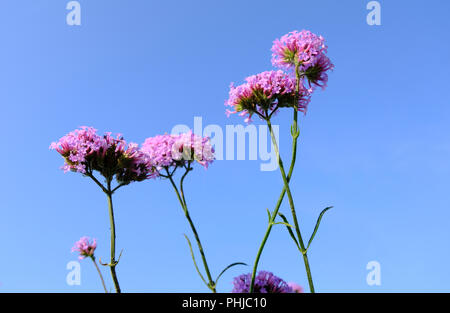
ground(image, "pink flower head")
xmin=141 ymin=131 xmax=215 ymax=174
xmin=271 ymin=30 xmax=334 ymax=89
xmin=172 ymin=132 xmax=215 ymax=168
xmin=232 ymin=271 xmax=294 ymax=293
xmin=225 ymin=70 xmax=311 ymax=122
xmin=140 ymin=134 xmax=178 ymax=170
xmin=303 ymin=53 xmax=333 ymax=89
xmin=72 ymin=236 xmax=97 ymax=260
xmin=49 ymin=126 xmax=104 ymax=174
xmin=287 ymin=282 xmax=304 ymax=293
xmin=50 ymin=127 xmax=156 ymax=183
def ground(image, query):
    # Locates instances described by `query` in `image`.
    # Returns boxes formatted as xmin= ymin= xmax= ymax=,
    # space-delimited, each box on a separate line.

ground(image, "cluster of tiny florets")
xmin=141 ymin=131 xmax=215 ymax=173
xmin=232 ymin=271 xmax=294 ymax=293
xmin=50 ymin=127 xmax=154 ymax=183
xmin=71 ymin=236 xmax=97 ymax=260
xmin=271 ymin=30 xmax=334 ymax=88
xmin=225 ymin=70 xmax=311 ymax=123
xmin=226 ymin=30 xmax=333 ymax=122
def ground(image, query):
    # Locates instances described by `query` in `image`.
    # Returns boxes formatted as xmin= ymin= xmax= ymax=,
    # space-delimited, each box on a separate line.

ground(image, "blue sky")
xmin=0 ymin=0 xmax=449 ymax=292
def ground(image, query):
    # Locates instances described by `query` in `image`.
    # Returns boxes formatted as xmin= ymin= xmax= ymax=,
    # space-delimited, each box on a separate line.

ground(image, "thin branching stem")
xmin=166 ymin=166 xmax=216 ymax=293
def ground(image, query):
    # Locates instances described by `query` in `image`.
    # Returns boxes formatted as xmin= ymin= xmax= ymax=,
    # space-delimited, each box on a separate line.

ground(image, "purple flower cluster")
xmin=72 ymin=236 xmax=97 ymax=260
xmin=50 ymin=127 xmax=103 ymax=173
xmin=225 ymin=30 xmax=333 ymax=122
xmin=225 ymin=70 xmax=311 ymax=123
xmin=232 ymin=271 xmax=293 ymax=293
xmin=51 ymin=127 xmax=215 ymax=184
xmin=141 ymin=131 xmax=215 ymax=172
xmin=50 ymin=127 xmax=154 ymax=183
xmin=271 ymin=30 xmax=334 ymax=89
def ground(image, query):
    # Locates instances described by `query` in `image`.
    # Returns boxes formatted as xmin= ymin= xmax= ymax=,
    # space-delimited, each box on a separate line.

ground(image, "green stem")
xmin=106 ymin=180 xmax=121 ymax=293
xmin=302 ymin=252 xmax=315 ymax=293
xmin=250 ymin=63 xmax=316 ymax=293
xmin=167 ymin=167 xmax=216 ymax=293
xmin=90 ymin=256 xmax=108 ymax=293
xmin=266 ymin=118 xmax=315 ymax=293
xmin=250 ymin=64 xmax=304 ymax=292
xmin=249 ymin=109 xmax=298 ymax=292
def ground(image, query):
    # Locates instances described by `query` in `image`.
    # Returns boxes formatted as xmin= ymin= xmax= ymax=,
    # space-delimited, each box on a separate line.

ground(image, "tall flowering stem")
xmin=272 ymin=64 xmax=316 ymax=292
xmin=84 ymin=170 xmax=123 ymax=293
xmin=141 ymin=131 xmax=245 ymax=292
xmin=226 ymin=30 xmax=334 ymax=293
xmin=106 ymin=178 xmax=121 ymax=293
xmin=253 ymin=68 xmax=314 ymax=292
xmin=83 ymin=170 xmax=123 ymax=292
xmin=83 ymin=170 xmax=124 ymax=293
xmin=266 ymin=113 xmax=314 ymax=292
xmin=51 ymin=127 xmax=155 ymax=293
xmin=249 ymin=107 xmax=299 ymax=292
xmin=166 ymin=162 xmax=216 ymax=292
xmin=225 ymin=67 xmax=314 ymax=292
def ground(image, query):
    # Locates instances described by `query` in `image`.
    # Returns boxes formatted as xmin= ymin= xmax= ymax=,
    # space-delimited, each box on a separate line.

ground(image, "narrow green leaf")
xmin=307 ymin=206 xmax=333 ymax=250
xmin=215 ymin=262 xmax=247 ymax=286
xmin=266 ymin=208 xmax=272 ymax=222
xmin=272 ymin=221 xmax=295 ymax=228
xmin=183 ymin=234 xmax=208 ymax=287
xmin=278 ymin=212 xmax=300 ymax=250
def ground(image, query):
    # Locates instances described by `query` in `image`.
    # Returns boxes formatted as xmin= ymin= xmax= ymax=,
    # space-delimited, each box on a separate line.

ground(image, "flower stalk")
xmin=90 ymin=256 xmax=108 ymax=293
xmin=166 ymin=163 xmax=217 ymax=293
xmin=105 ymin=178 xmax=121 ymax=293
xmin=266 ymin=116 xmax=315 ymax=293
xmin=71 ymin=236 xmax=108 ymax=293
xmin=249 ymin=62 xmax=319 ymax=293
xmin=249 ymin=107 xmax=299 ymax=292
xmin=51 ymin=127 xmax=156 ymax=292
xmin=85 ymin=172 xmax=123 ymax=293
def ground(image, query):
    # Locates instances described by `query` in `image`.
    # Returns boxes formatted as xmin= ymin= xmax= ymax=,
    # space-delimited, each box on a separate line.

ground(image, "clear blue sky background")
xmin=0 ymin=0 xmax=449 ymax=292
